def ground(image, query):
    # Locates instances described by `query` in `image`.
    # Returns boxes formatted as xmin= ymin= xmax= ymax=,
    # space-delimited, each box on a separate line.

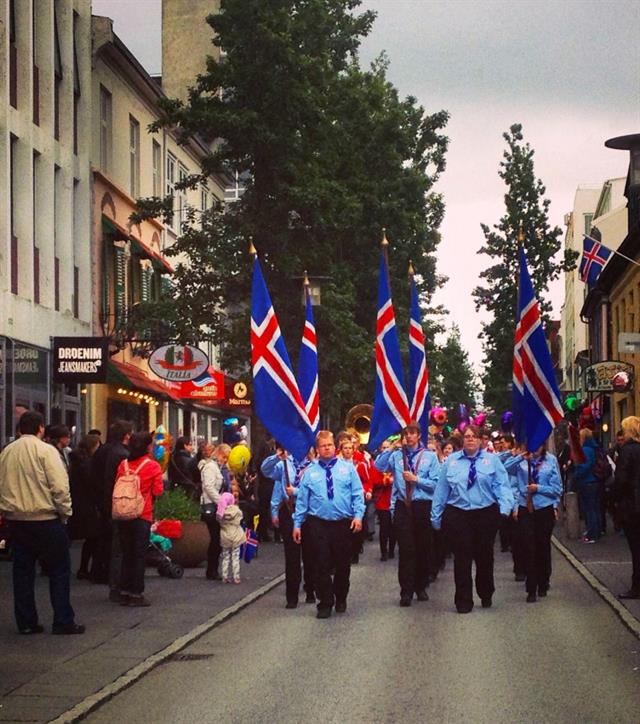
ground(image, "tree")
xmin=429 ymin=325 xmax=476 ymax=415
xmin=135 ymin=0 xmax=449 ymax=426
xmin=472 ymin=124 xmax=577 ymax=416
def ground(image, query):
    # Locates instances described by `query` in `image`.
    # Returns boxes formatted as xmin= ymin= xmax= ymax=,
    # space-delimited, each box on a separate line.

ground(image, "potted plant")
xmin=154 ymin=489 xmax=209 ymax=568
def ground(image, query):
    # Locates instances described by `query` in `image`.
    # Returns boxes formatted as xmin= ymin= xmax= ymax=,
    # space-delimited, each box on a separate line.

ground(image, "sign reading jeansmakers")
xmin=53 ymin=337 xmax=109 ymax=383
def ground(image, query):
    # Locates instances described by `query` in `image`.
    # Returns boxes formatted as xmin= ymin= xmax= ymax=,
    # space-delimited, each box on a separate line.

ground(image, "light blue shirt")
xmin=502 ymin=452 xmax=562 ymax=511
xmin=374 ymin=447 xmax=441 ymax=511
xmin=261 ymin=454 xmax=299 ymax=519
xmin=431 ymin=450 xmax=514 ymax=530
xmin=293 ymin=458 xmax=365 ymax=528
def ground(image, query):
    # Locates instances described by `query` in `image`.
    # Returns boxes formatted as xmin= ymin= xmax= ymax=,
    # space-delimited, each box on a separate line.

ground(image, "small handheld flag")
xmin=297 ymin=274 xmax=320 ymax=434
xmin=512 ymin=248 xmax=564 ymax=452
xmin=579 ymin=236 xmax=612 ymax=286
xmin=408 ymin=266 xmax=430 ymax=444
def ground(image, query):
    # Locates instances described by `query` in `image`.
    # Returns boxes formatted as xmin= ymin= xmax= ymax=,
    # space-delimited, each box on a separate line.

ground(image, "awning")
xmin=129 ymin=234 xmax=174 ymax=274
xmin=108 ymin=360 xmax=180 ymax=400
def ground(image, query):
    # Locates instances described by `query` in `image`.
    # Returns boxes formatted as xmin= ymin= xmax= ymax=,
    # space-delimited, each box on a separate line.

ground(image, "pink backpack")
xmin=112 ymin=459 xmax=149 ymax=520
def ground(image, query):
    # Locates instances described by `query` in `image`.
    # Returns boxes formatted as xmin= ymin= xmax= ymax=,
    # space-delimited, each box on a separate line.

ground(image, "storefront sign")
xmin=53 ymin=337 xmax=109 ymax=383
xmin=149 ymin=345 xmax=209 ymax=382
xmin=225 ymin=380 xmax=252 ymax=408
xmin=584 ymin=360 xmax=634 ymax=393
xmin=177 ymin=367 xmax=225 ymax=400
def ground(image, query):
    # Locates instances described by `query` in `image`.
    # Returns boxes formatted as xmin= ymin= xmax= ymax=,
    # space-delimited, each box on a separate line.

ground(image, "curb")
xmin=48 ymin=573 xmax=285 ymax=723
xmin=551 ymin=536 xmax=640 ymax=640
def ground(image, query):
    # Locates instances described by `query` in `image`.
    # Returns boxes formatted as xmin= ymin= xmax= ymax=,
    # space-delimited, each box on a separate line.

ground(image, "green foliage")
xmin=153 ymin=488 xmax=201 ymax=522
xmin=429 ymin=325 xmax=476 ymax=413
xmin=472 ymin=124 xmax=578 ymax=415
xmin=135 ymin=0 xmax=450 ymax=424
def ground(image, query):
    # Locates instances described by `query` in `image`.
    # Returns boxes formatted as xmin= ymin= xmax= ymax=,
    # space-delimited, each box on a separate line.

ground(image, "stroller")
xmin=0 ymin=514 xmax=11 ymax=560
xmin=146 ymin=520 xmax=184 ymax=579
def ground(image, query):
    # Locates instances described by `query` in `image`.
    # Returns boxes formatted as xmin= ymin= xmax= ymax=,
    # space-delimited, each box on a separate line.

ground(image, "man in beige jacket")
xmin=0 ymin=411 xmax=85 ymax=635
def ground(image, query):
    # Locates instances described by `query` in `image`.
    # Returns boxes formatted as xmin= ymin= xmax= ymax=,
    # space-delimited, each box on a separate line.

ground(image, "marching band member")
xmin=502 ymin=444 xmax=562 ymax=602
xmin=370 ymin=440 xmax=396 ymax=561
xmin=431 ymin=424 xmax=514 ymax=614
xmin=293 ymin=431 xmax=365 ymax=619
xmin=261 ymin=444 xmax=315 ymax=608
xmin=375 ymin=422 xmax=440 ymax=607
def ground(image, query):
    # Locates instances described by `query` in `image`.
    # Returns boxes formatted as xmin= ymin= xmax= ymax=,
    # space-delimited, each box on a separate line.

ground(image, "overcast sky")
xmin=93 ymin=0 xmax=639 ymax=370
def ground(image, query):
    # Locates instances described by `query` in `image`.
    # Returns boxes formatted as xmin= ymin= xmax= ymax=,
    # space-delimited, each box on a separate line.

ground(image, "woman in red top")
xmin=116 ymin=432 xmax=164 ymax=606
xmin=371 ymin=440 xmax=396 ymax=561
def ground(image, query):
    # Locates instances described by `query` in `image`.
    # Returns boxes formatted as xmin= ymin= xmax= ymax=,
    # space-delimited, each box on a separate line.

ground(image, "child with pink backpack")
xmin=217 ymin=492 xmax=245 ymax=583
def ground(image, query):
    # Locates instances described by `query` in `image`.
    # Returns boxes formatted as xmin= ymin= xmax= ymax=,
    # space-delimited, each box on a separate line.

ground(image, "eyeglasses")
xmin=463 ymin=435 xmax=479 ymax=440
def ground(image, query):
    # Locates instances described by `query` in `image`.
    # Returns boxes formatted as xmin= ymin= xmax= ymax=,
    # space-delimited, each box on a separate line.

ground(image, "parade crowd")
xmin=1 ymin=410 xmax=640 ymax=632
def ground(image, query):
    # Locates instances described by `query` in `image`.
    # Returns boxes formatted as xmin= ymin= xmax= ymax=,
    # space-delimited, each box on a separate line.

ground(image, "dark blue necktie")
xmin=405 ymin=445 xmax=425 ymax=474
xmin=294 ymin=460 xmax=311 ymax=487
xmin=531 ymin=456 xmax=544 ymax=484
xmin=318 ymin=458 xmax=338 ymax=499
xmin=464 ymin=454 xmax=480 ymax=489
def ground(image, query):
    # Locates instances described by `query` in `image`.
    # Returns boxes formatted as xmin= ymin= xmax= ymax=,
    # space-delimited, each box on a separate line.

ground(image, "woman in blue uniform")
xmin=431 ymin=425 xmax=514 ymax=613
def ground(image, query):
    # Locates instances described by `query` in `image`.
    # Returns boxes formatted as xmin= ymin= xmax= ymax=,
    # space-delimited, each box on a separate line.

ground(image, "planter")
xmin=168 ymin=520 xmax=209 ymax=568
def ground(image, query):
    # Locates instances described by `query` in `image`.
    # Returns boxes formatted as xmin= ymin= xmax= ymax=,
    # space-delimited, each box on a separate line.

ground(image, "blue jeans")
xmin=9 ymin=519 xmax=75 ymax=630
xmin=579 ymin=484 xmax=601 ymax=540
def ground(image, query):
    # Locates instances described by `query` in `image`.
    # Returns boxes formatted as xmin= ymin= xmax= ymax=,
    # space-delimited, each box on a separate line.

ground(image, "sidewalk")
xmin=553 ymin=517 xmax=640 ymax=624
xmin=0 ymin=539 xmax=284 ymax=723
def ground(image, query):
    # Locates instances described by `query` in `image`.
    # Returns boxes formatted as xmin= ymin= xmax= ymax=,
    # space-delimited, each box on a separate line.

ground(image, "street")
xmin=83 ymin=545 xmax=640 ymax=724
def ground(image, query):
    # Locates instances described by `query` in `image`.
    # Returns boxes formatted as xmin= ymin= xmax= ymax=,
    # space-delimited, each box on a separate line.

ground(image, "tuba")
xmin=345 ymin=404 xmax=373 ymax=445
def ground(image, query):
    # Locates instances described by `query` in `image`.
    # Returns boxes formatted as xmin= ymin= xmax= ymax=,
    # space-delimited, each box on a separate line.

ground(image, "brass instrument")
xmin=345 ymin=404 xmax=373 ymax=445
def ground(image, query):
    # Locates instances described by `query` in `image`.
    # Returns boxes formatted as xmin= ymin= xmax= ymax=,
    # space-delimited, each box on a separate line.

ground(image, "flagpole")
xmin=583 ymin=234 xmax=640 ymax=269
xmin=381 ymin=228 xmax=392 ymax=287
xmin=249 ymin=237 xmax=257 ymax=257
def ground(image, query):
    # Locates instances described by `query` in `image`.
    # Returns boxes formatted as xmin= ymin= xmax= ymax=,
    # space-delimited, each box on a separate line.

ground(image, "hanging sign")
xmin=584 ymin=360 xmax=634 ymax=393
xmin=177 ymin=367 xmax=225 ymax=400
xmin=149 ymin=344 xmax=209 ymax=382
xmin=53 ymin=337 xmax=109 ymax=383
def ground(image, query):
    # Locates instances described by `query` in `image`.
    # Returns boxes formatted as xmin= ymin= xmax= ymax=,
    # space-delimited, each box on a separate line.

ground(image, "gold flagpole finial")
xmin=381 ymin=228 xmax=389 ymax=247
xmin=303 ymin=270 xmax=310 ymax=287
xmin=408 ymin=260 xmax=415 ymax=277
xmin=249 ymin=237 xmax=257 ymax=256
xmin=517 ymin=222 xmax=525 ymax=245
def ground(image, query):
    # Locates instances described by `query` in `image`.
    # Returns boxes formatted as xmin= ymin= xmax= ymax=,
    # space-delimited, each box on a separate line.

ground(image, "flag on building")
xmin=297 ymin=279 xmax=320 ymax=435
xmin=512 ymin=248 xmax=564 ymax=452
xmin=369 ymin=251 xmax=411 ymax=451
xmin=251 ymin=255 xmax=315 ymax=461
xmin=579 ymin=236 xmax=612 ymax=285
xmin=408 ymin=268 xmax=430 ymax=444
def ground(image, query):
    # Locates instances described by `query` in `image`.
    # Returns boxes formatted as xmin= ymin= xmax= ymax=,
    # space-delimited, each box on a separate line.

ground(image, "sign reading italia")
xmin=53 ymin=337 xmax=109 ymax=383
xmin=149 ymin=345 xmax=209 ymax=382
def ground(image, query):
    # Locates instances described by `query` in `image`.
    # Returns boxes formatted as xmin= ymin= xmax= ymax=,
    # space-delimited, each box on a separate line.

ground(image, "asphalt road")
xmin=85 ymin=544 xmax=640 ymax=724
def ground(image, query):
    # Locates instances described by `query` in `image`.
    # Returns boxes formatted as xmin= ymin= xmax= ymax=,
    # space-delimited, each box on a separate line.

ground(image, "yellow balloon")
xmin=228 ymin=444 xmax=252 ymax=475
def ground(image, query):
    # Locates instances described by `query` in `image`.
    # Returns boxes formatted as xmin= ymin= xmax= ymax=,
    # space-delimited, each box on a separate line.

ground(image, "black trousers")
xmin=279 ymin=505 xmax=315 ymax=603
xmin=305 ymin=516 xmax=352 ymax=611
xmin=118 ymin=519 xmax=151 ymax=596
xmin=203 ymin=514 xmax=221 ymax=577
xmin=393 ymin=499 xmax=431 ymax=597
xmin=511 ymin=515 xmax=526 ymax=577
xmin=623 ymin=512 xmax=640 ymax=592
xmin=518 ymin=505 xmax=555 ymax=595
xmin=443 ymin=504 xmax=500 ymax=609
xmin=499 ymin=515 xmax=512 ymax=551
xmin=377 ymin=509 xmax=396 ymax=557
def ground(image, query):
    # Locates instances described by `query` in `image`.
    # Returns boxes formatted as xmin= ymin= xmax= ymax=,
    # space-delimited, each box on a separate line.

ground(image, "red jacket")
xmin=115 ymin=455 xmax=164 ymax=522
xmin=352 ymin=450 xmax=372 ymax=494
xmin=369 ymin=463 xmax=393 ymax=511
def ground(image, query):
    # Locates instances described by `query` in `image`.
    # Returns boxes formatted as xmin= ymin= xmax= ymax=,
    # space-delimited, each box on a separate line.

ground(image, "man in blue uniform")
xmin=293 ymin=431 xmax=365 ymax=619
xmin=432 ymin=425 xmax=514 ymax=613
xmin=375 ymin=423 xmax=441 ymax=607
xmin=261 ymin=444 xmax=315 ymax=608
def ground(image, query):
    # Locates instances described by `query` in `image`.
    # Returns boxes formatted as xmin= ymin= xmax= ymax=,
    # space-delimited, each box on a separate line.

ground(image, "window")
xmin=178 ymin=164 xmax=188 ymax=233
xmin=10 ymin=134 xmax=18 ymax=294
xmin=99 ymin=86 xmax=112 ymax=171
xmin=166 ymin=153 xmax=177 ymax=233
xmin=72 ymin=179 xmax=80 ymax=316
xmin=152 ymin=141 xmax=161 ymax=197
xmin=584 ymin=213 xmax=593 ymax=236
xmin=32 ymin=6 xmax=39 ymax=125
xmin=54 ymin=6 xmax=63 ymax=140
xmin=73 ymin=12 xmax=81 ymax=154
xmin=9 ymin=0 xmax=17 ymax=108
xmin=54 ymin=165 xmax=62 ymax=311
xmin=129 ymin=115 xmax=140 ymax=197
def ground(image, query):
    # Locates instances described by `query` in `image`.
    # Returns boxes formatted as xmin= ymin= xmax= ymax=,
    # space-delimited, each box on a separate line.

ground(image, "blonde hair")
xmin=621 ymin=416 xmax=640 ymax=442
xmin=579 ymin=427 xmax=593 ymax=444
xmin=315 ymin=430 xmax=334 ymax=446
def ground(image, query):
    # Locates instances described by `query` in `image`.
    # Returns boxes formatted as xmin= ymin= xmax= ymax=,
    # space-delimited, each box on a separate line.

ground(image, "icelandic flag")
xmin=369 ymin=251 xmax=411 ymax=451
xmin=251 ymin=256 xmax=315 ymax=461
xmin=297 ymin=285 xmax=320 ymax=434
xmin=408 ymin=272 xmax=430 ymax=444
xmin=243 ymin=528 xmax=259 ymax=563
xmin=512 ymin=248 xmax=564 ymax=452
xmin=579 ymin=236 xmax=612 ymax=286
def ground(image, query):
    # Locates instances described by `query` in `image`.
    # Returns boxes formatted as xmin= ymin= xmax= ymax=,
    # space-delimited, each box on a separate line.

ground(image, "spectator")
xmin=574 ymin=428 xmax=600 ymax=543
xmin=168 ymin=436 xmax=197 ymax=498
xmin=115 ymin=432 xmax=163 ymax=606
xmin=68 ymin=434 xmax=101 ymax=581
xmin=217 ymin=491 xmax=245 ymax=584
xmin=199 ymin=443 xmax=225 ymax=580
xmin=49 ymin=425 xmax=72 ymax=472
xmin=0 ymin=411 xmax=84 ymax=634
xmin=612 ymin=416 xmax=640 ymax=600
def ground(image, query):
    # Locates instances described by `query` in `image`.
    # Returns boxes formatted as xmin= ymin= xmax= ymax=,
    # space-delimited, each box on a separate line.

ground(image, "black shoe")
xmin=285 ymin=601 xmax=298 ymax=609
xmin=456 ymin=604 xmax=473 ymax=614
xmin=388 ymin=551 xmax=395 ymax=559
xmin=416 ymin=589 xmax=429 ymax=602
xmin=618 ymin=590 xmax=640 ymax=600
xmin=514 ymin=573 xmax=526 ymax=582
xmin=206 ymin=572 xmax=222 ymax=581
xmin=76 ymin=569 xmax=91 ymax=581
xmin=538 ymin=588 xmax=548 ymax=598
xmin=501 ymin=545 xmax=510 ymax=553
xmin=526 ymin=593 xmax=537 ymax=603
xmin=399 ymin=596 xmax=412 ymax=607
xmin=335 ymin=601 xmax=347 ymax=613
xmin=380 ymin=553 xmax=388 ymax=561
xmin=305 ymin=593 xmax=316 ymax=604
xmin=52 ymin=623 xmax=86 ymax=635
xmin=108 ymin=590 xmax=127 ymax=604
xmin=316 ymin=608 xmax=332 ymax=619
xmin=19 ymin=624 xmax=44 ymax=635
xmin=481 ymin=598 xmax=492 ymax=608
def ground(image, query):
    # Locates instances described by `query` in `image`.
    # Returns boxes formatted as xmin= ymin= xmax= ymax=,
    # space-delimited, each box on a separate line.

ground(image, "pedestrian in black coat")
xmin=168 ymin=437 xmax=197 ymax=498
xmin=68 ymin=434 xmax=101 ymax=580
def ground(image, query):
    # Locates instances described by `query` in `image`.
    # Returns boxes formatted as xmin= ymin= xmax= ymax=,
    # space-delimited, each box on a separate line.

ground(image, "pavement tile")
xmin=0 ymin=695 xmax=78 ymax=722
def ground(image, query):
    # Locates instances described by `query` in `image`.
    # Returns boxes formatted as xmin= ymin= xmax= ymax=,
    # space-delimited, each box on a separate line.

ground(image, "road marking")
xmin=552 ymin=536 xmax=640 ymax=640
xmin=49 ymin=573 xmax=285 ymax=723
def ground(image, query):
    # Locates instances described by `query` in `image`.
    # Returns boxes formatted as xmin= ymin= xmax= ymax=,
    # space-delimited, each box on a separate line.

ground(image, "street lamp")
xmin=604 ymin=133 xmax=640 ymax=225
